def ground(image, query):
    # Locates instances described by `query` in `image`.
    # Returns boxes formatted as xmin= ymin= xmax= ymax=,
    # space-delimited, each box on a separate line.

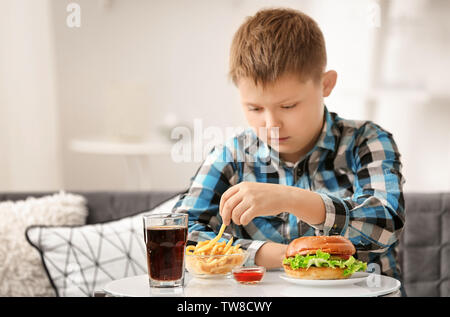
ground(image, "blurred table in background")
xmin=69 ymin=138 xmax=172 ymax=190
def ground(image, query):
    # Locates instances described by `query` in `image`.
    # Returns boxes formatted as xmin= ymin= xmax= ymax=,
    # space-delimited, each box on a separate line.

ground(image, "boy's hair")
xmin=229 ymin=7 xmax=327 ymax=88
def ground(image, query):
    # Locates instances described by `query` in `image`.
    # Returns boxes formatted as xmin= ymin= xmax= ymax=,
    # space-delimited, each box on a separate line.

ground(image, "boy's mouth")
xmin=270 ymin=136 xmax=290 ymax=143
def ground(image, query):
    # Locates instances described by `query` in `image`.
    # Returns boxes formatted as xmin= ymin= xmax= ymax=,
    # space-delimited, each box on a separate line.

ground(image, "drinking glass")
xmin=143 ymin=213 xmax=188 ymax=288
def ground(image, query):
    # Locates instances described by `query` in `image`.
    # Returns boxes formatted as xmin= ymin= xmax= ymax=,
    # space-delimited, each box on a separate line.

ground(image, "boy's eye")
xmin=248 ymin=106 xmax=262 ymax=112
xmin=281 ymin=104 xmax=297 ymax=109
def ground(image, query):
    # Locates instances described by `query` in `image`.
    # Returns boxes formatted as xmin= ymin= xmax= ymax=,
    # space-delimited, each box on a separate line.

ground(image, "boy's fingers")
xmin=231 ymin=200 xmax=250 ymax=226
xmin=220 ymin=192 xmax=243 ymax=226
xmin=219 ymin=185 xmax=240 ymax=217
xmin=240 ymin=208 xmax=255 ymax=226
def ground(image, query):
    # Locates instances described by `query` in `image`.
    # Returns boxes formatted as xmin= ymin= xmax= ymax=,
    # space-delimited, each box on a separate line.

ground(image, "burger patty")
xmin=329 ymin=254 xmax=351 ymax=260
xmin=287 ymin=253 xmax=351 ymax=260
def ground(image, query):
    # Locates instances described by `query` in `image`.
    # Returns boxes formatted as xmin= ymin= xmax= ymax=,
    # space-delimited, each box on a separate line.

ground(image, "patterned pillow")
xmin=26 ymin=194 xmax=180 ymax=297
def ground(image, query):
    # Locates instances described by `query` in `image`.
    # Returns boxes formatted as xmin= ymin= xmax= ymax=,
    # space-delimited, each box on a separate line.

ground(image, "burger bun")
xmin=283 ymin=264 xmax=349 ymax=280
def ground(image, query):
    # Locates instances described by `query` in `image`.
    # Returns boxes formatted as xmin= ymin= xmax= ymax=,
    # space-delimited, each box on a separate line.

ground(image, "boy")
xmin=173 ymin=8 xmax=405 ymax=279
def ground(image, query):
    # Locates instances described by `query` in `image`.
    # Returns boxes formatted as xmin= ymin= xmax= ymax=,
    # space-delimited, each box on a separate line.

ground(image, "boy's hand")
xmin=219 ymin=182 xmax=291 ymax=226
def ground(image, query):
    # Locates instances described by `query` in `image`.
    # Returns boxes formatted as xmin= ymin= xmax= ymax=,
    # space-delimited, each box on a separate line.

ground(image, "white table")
xmin=103 ymin=270 xmax=401 ymax=297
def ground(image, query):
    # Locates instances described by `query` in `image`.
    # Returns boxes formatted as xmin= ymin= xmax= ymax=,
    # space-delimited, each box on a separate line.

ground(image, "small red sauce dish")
xmin=232 ymin=266 xmax=266 ymax=285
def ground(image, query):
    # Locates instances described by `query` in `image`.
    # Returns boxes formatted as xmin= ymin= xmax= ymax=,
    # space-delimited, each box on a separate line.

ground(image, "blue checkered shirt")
xmin=173 ymin=106 xmax=406 ymax=278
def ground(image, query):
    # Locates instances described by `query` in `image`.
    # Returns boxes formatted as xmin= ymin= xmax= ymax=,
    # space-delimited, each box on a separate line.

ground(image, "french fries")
xmin=185 ymin=224 xmax=246 ymax=275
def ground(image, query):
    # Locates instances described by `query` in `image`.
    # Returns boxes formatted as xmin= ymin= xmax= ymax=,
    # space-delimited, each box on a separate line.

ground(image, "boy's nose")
xmin=265 ymin=112 xmax=282 ymax=130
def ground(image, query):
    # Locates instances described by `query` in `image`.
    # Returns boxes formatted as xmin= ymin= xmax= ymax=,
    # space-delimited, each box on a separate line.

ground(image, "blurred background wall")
xmin=0 ymin=0 xmax=449 ymax=193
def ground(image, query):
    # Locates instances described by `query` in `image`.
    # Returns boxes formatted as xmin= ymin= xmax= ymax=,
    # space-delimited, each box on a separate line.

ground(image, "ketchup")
xmin=232 ymin=267 xmax=265 ymax=284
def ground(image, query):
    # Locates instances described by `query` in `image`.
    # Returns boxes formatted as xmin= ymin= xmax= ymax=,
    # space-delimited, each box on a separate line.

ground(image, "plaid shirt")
xmin=173 ymin=106 xmax=406 ymax=278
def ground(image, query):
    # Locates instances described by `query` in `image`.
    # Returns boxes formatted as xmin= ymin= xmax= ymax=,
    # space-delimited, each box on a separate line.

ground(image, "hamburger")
xmin=282 ymin=236 xmax=367 ymax=280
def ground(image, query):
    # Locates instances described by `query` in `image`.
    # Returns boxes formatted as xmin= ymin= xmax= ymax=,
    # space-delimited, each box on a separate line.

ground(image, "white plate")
xmin=279 ymin=271 xmax=370 ymax=286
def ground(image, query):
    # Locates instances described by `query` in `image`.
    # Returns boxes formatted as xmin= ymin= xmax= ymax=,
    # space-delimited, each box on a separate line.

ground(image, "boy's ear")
xmin=322 ymin=70 xmax=338 ymax=97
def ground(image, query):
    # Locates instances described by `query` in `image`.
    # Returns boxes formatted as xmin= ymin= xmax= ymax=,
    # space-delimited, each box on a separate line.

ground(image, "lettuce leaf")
xmin=283 ymin=249 xmax=367 ymax=276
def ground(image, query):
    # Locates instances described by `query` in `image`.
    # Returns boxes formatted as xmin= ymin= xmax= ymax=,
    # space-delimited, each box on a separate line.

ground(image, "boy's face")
xmin=237 ymin=71 xmax=337 ymax=163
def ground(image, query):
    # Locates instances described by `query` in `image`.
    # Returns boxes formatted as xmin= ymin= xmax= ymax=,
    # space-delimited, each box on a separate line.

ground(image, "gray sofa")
xmin=1 ymin=191 xmax=449 ymax=297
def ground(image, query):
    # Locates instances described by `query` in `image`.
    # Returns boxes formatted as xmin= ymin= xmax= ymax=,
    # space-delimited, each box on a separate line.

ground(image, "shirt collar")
xmin=314 ymin=105 xmax=336 ymax=152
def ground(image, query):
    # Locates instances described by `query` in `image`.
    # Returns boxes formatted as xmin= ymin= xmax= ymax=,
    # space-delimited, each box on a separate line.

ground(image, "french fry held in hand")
xmin=185 ymin=224 xmax=246 ymax=275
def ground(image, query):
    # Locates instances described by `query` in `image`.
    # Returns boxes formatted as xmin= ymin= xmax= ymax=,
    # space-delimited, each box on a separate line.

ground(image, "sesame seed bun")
xmin=285 ymin=236 xmax=356 ymax=258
